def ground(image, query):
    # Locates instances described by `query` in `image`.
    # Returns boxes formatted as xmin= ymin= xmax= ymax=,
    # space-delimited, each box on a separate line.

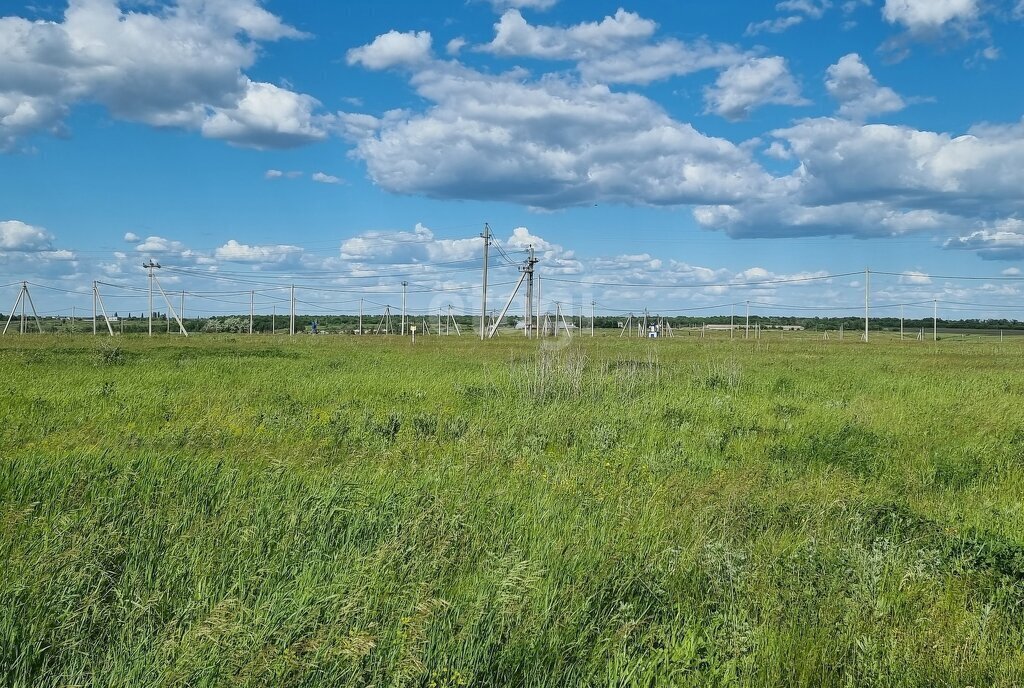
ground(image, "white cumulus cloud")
xmin=0 ymin=0 xmax=330 ymax=151
xmin=201 ymin=79 xmax=334 ymax=149
xmin=883 ymin=0 xmax=978 ymax=32
xmin=346 ymin=30 xmax=433 ymax=70
xmin=704 ymin=57 xmax=809 ymax=121
xmin=0 ymin=220 xmax=53 ymax=251
xmin=343 ymin=60 xmax=769 ymax=209
xmin=481 ymin=9 xmax=741 ymax=84
xmin=215 ymin=239 xmax=304 ymax=263
xmin=825 ymin=53 xmax=906 ymax=120
xmin=695 ymin=116 xmax=1024 ymax=239
xmin=312 ymin=172 xmax=343 ymax=184
xmin=944 ymin=218 xmax=1024 ymax=260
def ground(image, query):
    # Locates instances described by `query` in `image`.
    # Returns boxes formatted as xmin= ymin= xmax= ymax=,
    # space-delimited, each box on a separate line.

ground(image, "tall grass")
xmin=1 ymin=333 xmax=1023 ymax=686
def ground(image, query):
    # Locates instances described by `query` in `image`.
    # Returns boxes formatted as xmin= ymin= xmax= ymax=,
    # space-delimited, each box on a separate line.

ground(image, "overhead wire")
xmin=540 ymin=271 xmax=862 ymax=290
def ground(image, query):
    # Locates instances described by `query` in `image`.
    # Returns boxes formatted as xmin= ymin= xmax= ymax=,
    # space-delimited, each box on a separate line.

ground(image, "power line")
xmin=541 ymin=271 xmax=861 ymax=289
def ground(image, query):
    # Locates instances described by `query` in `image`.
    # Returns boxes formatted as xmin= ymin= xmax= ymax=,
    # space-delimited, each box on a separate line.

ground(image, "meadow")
xmin=1 ymin=332 xmax=1023 ymax=687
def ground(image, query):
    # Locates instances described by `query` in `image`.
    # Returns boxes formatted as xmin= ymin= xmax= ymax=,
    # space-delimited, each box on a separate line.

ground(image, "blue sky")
xmin=3 ymin=0 xmax=1024 ymax=321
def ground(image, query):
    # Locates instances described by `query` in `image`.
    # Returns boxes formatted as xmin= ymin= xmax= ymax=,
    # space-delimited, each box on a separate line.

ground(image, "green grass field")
xmin=2 ymin=333 xmax=1023 ymax=687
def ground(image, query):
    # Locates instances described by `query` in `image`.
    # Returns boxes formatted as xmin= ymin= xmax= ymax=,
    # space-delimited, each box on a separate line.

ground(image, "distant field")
xmin=2 ymin=334 xmax=1023 ymax=687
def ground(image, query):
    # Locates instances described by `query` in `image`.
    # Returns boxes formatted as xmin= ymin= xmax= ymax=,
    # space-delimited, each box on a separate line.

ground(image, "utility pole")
xmin=933 ymin=299 xmax=938 ymax=342
xmin=180 ymin=290 xmax=185 ymax=327
xmin=3 ymin=282 xmax=42 ymax=335
xmin=523 ymin=246 xmax=537 ymax=338
xmin=401 ymin=280 xmax=408 ymax=335
xmin=143 ymin=260 xmax=160 ymax=337
xmin=480 ymin=223 xmax=491 ymax=340
xmin=591 ymin=300 xmax=595 ymax=337
xmin=487 ymin=269 xmax=528 ymax=339
xmin=524 ymin=277 xmax=531 ymax=338
xmin=731 ymin=303 xmax=735 ymax=340
xmin=150 ymin=270 xmax=188 ymax=336
xmin=536 ymin=275 xmax=542 ymax=336
xmin=249 ymin=290 xmax=254 ymax=335
xmin=900 ymin=304 xmax=904 ymax=341
xmin=745 ymin=300 xmax=750 ymax=339
xmin=272 ymin=305 xmax=276 ymax=334
xmin=359 ymin=298 xmax=363 ymax=335
xmin=864 ymin=267 xmax=870 ymax=343
xmin=91 ymin=283 xmax=114 ymax=336
xmin=289 ymin=285 xmax=295 ymax=335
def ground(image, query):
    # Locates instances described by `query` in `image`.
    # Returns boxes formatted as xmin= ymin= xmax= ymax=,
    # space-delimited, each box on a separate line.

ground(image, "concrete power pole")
xmin=143 ymin=260 xmax=160 ymax=337
xmin=3 ymin=282 xmax=43 ymax=335
xmin=523 ymin=246 xmax=537 ymax=338
xmin=864 ymin=267 xmax=870 ymax=343
xmin=536 ymin=275 xmax=542 ymax=336
xmin=289 ymin=285 xmax=295 ymax=336
xmin=402 ymin=281 xmax=408 ymax=336
xmin=480 ymin=223 xmax=491 ymax=340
